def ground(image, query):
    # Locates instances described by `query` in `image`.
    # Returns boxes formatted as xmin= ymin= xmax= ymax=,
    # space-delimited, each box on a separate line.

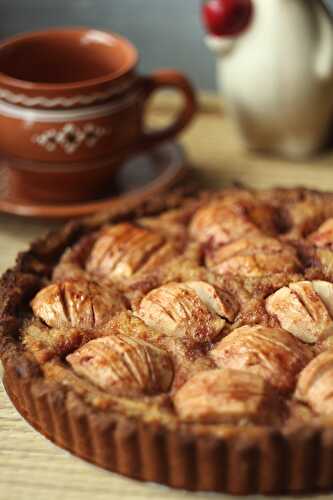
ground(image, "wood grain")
xmin=2 ymin=94 xmax=333 ymax=500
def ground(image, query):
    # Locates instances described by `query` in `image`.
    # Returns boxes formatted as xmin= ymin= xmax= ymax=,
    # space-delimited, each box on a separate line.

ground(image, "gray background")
xmin=0 ymin=0 xmax=216 ymax=90
xmin=2 ymin=0 xmax=333 ymax=92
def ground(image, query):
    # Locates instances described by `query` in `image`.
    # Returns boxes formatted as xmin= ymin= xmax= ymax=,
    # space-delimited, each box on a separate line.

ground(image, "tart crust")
xmin=3 ymin=186 xmax=333 ymax=494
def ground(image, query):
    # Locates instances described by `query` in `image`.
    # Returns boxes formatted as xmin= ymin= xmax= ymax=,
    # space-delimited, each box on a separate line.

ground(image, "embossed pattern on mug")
xmin=31 ymin=123 xmax=112 ymax=154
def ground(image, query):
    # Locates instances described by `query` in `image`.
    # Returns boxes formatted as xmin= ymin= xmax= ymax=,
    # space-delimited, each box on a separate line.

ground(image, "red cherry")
xmin=202 ymin=0 xmax=253 ymax=37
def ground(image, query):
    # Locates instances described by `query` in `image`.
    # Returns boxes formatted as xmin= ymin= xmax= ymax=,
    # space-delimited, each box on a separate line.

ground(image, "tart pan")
xmin=2 ymin=187 xmax=333 ymax=495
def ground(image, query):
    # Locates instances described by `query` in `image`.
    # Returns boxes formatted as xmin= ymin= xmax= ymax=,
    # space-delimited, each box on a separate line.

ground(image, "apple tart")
xmin=4 ymin=187 xmax=333 ymax=494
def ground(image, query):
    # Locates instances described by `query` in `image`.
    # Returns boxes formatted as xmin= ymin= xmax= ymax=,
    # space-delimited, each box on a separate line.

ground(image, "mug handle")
xmin=139 ymin=69 xmax=197 ymax=149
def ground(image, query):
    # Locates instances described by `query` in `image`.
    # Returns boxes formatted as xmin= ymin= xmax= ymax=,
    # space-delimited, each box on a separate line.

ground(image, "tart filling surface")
xmin=11 ymin=187 xmax=333 ymax=434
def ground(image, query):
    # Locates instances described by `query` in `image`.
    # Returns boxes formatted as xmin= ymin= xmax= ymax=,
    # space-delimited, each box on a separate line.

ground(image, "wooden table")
xmin=1 ymin=94 xmax=333 ymax=500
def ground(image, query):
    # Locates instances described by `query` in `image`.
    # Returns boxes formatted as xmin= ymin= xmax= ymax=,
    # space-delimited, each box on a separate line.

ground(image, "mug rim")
xmin=0 ymin=27 xmax=139 ymax=91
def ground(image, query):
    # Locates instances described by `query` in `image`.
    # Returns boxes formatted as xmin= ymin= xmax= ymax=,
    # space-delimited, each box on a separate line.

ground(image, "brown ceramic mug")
xmin=0 ymin=28 xmax=196 ymax=202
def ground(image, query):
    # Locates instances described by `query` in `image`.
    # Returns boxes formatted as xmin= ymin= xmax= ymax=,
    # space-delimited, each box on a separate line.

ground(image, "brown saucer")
xmin=0 ymin=142 xmax=187 ymax=219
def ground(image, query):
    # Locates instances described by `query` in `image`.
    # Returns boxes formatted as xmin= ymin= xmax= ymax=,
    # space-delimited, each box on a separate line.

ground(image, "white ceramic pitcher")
xmin=205 ymin=0 xmax=333 ymax=159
